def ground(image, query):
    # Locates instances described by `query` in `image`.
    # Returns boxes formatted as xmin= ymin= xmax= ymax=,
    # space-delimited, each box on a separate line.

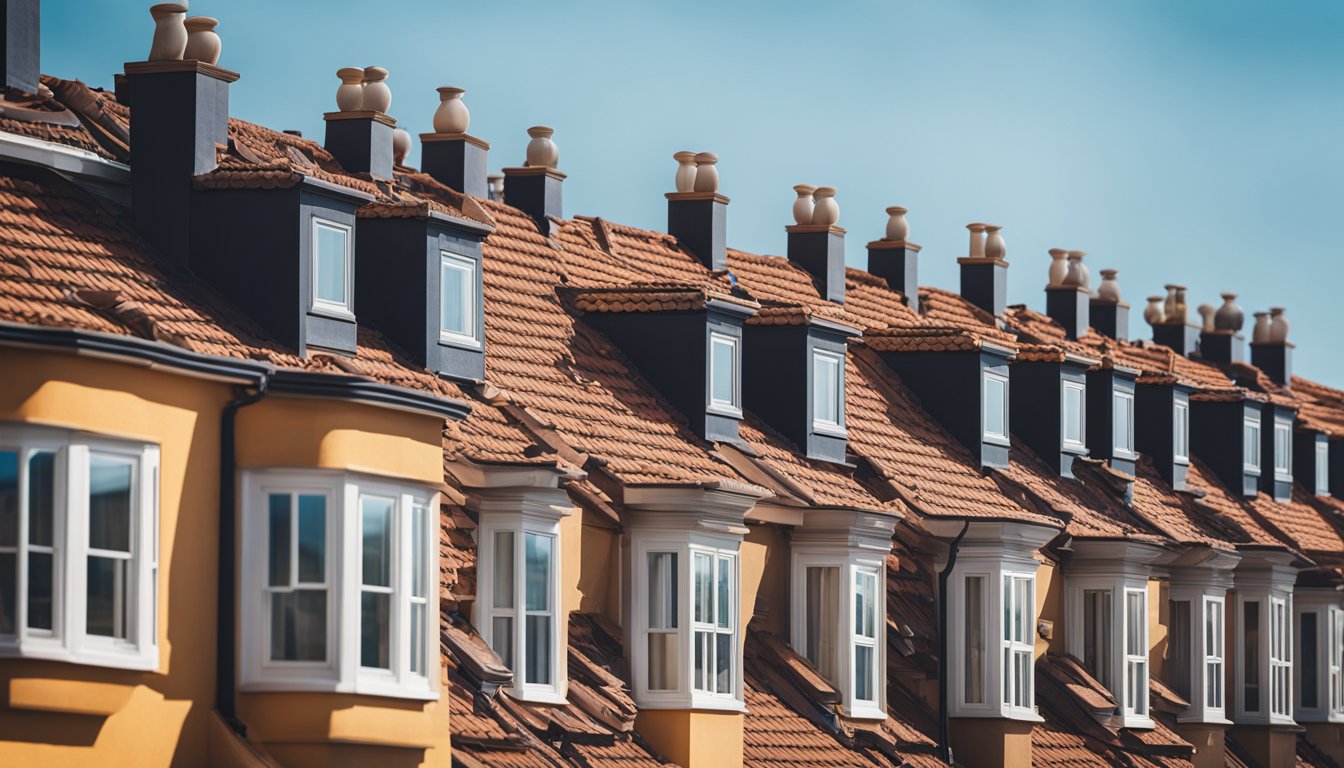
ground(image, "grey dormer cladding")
xmin=1009 ymin=354 xmax=1093 ymax=478
xmin=1191 ymin=395 xmax=1262 ymax=497
xmin=1294 ymin=429 xmax=1329 ymax=498
xmin=1259 ymin=402 xmax=1295 ymax=502
xmin=1135 ymin=379 xmax=1194 ymax=492
xmin=1086 ymin=365 xmax=1140 ymax=477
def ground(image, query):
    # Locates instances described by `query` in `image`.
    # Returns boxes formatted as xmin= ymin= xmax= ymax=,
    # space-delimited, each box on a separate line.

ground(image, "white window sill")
xmin=438 ymin=332 xmax=483 ymax=350
xmin=707 ymin=403 xmax=743 ymax=419
xmin=812 ymin=422 xmax=848 ymax=438
xmin=634 ymin=693 xmax=747 ymax=713
xmin=309 ymin=304 xmax=357 ymax=322
xmin=1118 ymin=714 xmax=1156 ymax=730
xmin=0 ymin=643 xmax=159 ymax=673
xmin=507 ymin=685 xmax=569 ymax=705
xmin=983 ymin=434 xmax=1010 ymax=447
xmin=1176 ymin=711 xmax=1232 ymax=726
xmin=845 ymin=702 xmax=888 ymax=721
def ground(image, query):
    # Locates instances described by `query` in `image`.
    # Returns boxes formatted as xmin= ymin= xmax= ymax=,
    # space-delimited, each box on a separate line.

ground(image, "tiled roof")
xmin=735 ymin=417 xmax=898 ymax=510
xmin=861 ymin=326 xmax=1017 ymax=354
xmin=564 ymin=283 xmax=756 ymax=315
xmin=915 ymin=286 xmax=1017 ymax=343
xmin=3 ymin=77 xmax=126 ymax=161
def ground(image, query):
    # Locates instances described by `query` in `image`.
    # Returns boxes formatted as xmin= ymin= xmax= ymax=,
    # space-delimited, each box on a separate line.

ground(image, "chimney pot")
xmin=984 ymin=224 xmax=1006 ymax=261
xmin=692 ymin=152 xmax=719 ymax=193
xmin=1061 ymin=252 xmax=1085 ymax=288
xmin=420 ymin=86 xmax=489 ymax=196
xmin=392 ymin=127 xmax=411 ymax=166
xmin=1047 ymin=248 xmax=1068 ymax=287
xmin=1269 ymin=307 xmax=1289 ymax=342
xmin=1144 ymin=296 xmax=1166 ymax=326
xmin=674 ymin=151 xmax=697 ymax=193
xmin=1213 ymin=291 xmax=1244 ymax=331
xmin=360 ymin=66 xmax=391 ymax=113
xmin=1096 ymin=269 xmax=1121 ymax=303
xmin=1197 ymin=304 xmax=1215 ymax=332
xmin=1251 ymin=311 xmax=1271 ymax=343
xmin=1088 ymin=269 xmax=1128 ymax=340
xmin=966 ymin=223 xmax=987 ymax=259
xmin=335 ymin=67 xmax=364 ymax=111
xmin=182 ymin=17 xmax=221 ymax=64
xmin=884 ymin=206 xmax=909 ymax=241
xmin=1067 ymin=250 xmax=1089 ymax=289
xmin=791 ymin=184 xmax=815 ymax=225
xmin=811 ymin=186 xmax=839 ymax=226
xmin=525 ymin=126 xmax=558 ymax=168
xmin=867 ymin=205 xmax=920 ymax=312
xmin=147 ymin=4 xmax=188 ymax=62
xmin=432 ymin=86 xmax=470 ymax=133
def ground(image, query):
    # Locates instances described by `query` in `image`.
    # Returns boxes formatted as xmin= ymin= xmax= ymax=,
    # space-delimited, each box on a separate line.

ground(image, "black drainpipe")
xmin=937 ymin=521 xmax=970 ymax=765
xmin=216 ymin=377 xmax=270 ymax=731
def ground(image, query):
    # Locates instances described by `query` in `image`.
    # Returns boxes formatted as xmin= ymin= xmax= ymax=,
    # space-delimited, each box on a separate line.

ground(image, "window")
xmin=1124 ymin=589 xmax=1148 ymax=717
xmin=1168 ymin=600 xmax=1191 ymax=700
xmin=1332 ymin=608 xmax=1344 ymax=717
xmin=242 ymin=471 xmax=436 ymax=699
xmin=1002 ymin=575 xmax=1033 ymax=710
xmin=1244 ymin=415 xmax=1262 ymax=472
xmin=1205 ymin=597 xmax=1225 ymax=712
xmin=312 ymin=218 xmax=352 ymax=314
xmin=1303 ymin=611 xmax=1319 ymax=709
xmin=1083 ymin=589 xmax=1112 ymax=688
xmin=811 ymin=349 xmax=845 ymax=433
xmin=793 ymin=551 xmax=887 ymax=719
xmin=1173 ymin=398 xmax=1190 ymax=463
xmin=853 ymin=568 xmax=879 ymax=705
xmin=1062 ymin=380 xmax=1086 ymax=448
xmin=1245 ymin=600 xmax=1262 ymax=713
xmin=1317 ymin=440 xmax=1331 ymax=496
xmin=1113 ymin=391 xmax=1135 ymax=455
xmin=965 ymin=575 xmax=985 ymax=705
xmin=692 ymin=551 xmax=734 ymax=696
xmin=1273 ymin=417 xmax=1292 ymax=479
xmin=804 ymin=566 xmax=839 ymax=682
xmin=439 ymin=251 xmax=480 ymax=347
xmin=983 ymin=371 xmax=1009 ymax=442
xmin=1168 ymin=587 xmax=1228 ymax=723
xmin=1270 ymin=596 xmax=1291 ymax=718
xmin=0 ymin=426 xmax=159 ymax=671
xmin=708 ymin=332 xmax=741 ymax=415
xmin=1293 ymin=597 xmax=1343 ymax=722
xmin=647 ymin=552 xmax=678 ymax=691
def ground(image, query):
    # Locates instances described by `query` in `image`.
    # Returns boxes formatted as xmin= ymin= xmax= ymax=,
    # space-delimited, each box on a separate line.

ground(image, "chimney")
xmin=323 ymin=66 xmax=396 ymax=181
xmin=504 ymin=126 xmax=564 ymax=233
xmin=1089 ymin=268 xmax=1129 ymax=341
xmin=1 ymin=0 xmax=38 ymax=94
xmin=1045 ymin=249 xmax=1091 ymax=340
xmin=487 ymin=174 xmax=504 ymax=202
xmin=125 ymin=6 xmax=237 ymax=267
xmin=420 ymin=86 xmax=489 ymax=198
xmin=1147 ymin=284 xmax=1199 ymax=356
xmin=786 ymin=185 xmax=846 ymax=303
xmin=666 ymin=151 xmax=727 ymax=271
xmin=1250 ymin=307 xmax=1293 ymax=386
xmin=1198 ymin=291 xmax=1245 ymax=365
xmin=866 ymin=206 xmax=921 ymax=313
xmin=959 ymin=223 xmax=1008 ymax=318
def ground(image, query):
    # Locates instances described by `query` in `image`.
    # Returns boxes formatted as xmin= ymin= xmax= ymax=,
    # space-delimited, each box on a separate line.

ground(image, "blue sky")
xmin=42 ymin=1 xmax=1344 ymax=382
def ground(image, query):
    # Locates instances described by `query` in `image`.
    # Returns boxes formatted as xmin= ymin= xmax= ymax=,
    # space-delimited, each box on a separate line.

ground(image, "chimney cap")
xmin=527 ymin=125 xmax=554 ymax=138
xmin=674 ymin=150 xmax=696 ymax=162
xmin=966 ymin=222 xmax=987 ymax=231
xmin=1048 ymin=247 xmax=1067 ymax=256
xmin=885 ymin=205 xmax=908 ymax=214
xmin=436 ymin=85 xmax=464 ymax=96
xmin=150 ymin=3 xmax=188 ymax=14
xmin=184 ymin=16 xmax=218 ymax=31
xmin=794 ymin=183 xmax=816 ymax=194
xmin=1270 ymin=306 xmax=1285 ymax=314
xmin=694 ymin=152 xmax=718 ymax=164
xmin=337 ymin=66 xmax=363 ymax=82
xmin=813 ymin=186 xmax=836 ymax=197
xmin=362 ymin=66 xmax=389 ymax=82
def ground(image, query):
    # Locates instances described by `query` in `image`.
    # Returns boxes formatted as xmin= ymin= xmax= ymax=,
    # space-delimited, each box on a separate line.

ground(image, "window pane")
xmin=648 ymin=632 xmax=676 ymax=690
xmin=1174 ymin=401 xmax=1189 ymax=460
xmin=0 ymin=551 xmax=13 ymax=635
xmin=856 ymin=571 xmax=877 ymax=639
xmin=440 ymin=256 xmax=472 ymax=336
xmin=694 ymin=630 xmax=708 ymax=691
xmin=89 ymin=457 xmax=132 ymax=553
xmin=524 ymin=533 xmax=551 ymax=612
xmin=1303 ymin=612 xmax=1319 ymax=708
xmin=694 ymin=553 xmax=712 ymax=624
xmin=410 ymin=602 xmax=426 ymax=676
xmin=710 ymin=336 xmax=736 ymax=407
xmin=1245 ymin=601 xmax=1261 ymax=712
xmin=360 ymin=591 xmax=390 ymax=668
xmin=647 ymin=552 xmax=677 ymax=629
xmin=491 ymin=616 xmax=514 ymax=669
xmin=855 ymin=644 xmax=874 ymax=701
xmin=314 ymin=222 xmax=348 ymax=305
xmin=717 ymin=557 xmax=731 ymax=629
xmin=360 ymin=497 xmax=392 ymax=588
xmin=1114 ymin=394 xmax=1134 ymax=452
xmin=1126 ymin=592 xmax=1144 ymax=656
xmin=1274 ymin=423 xmax=1291 ymax=473
xmin=806 ymin=567 xmax=840 ymax=682
xmin=525 ymin=615 xmax=552 ymax=684
xmin=268 ymin=494 xmax=291 ymax=587
xmin=270 ymin=589 xmax=326 ymax=661
xmin=1168 ymin=600 xmax=1191 ymax=700
xmin=984 ymin=375 xmax=1006 ymax=437
xmin=813 ymin=352 xmax=841 ymax=425
xmin=0 ymin=451 xmax=15 ymax=549
xmin=1064 ymin=383 xmax=1084 ymax=443
xmin=494 ymin=531 xmax=515 ymax=609
xmin=27 ymin=551 xmax=52 ymax=631
xmin=28 ymin=451 xmax=55 ymax=547
xmin=965 ymin=576 xmax=984 ymax=704
xmin=1318 ymin=442 xmax=1331 ymax=495
xmin=715 ymin=632 xmax=732 ymax=694
xmin=411 ymin=504 xmax=426 ymax=599
xmin=86 ymin=555 xmax=128 ymax=638
xmin=1084 ymin=590 xmax=1112 ymax=688
xmin=297 ymin=495 xmax=325 ymax=584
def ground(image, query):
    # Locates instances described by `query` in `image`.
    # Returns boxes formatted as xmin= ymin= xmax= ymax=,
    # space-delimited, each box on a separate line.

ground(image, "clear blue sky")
xmin=41 ymin=1 xmax=1344 ymax=383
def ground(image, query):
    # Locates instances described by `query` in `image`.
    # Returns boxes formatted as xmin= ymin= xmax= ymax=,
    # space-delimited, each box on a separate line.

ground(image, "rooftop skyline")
xmin=43 ymin=0 xmax=1344 ymax=381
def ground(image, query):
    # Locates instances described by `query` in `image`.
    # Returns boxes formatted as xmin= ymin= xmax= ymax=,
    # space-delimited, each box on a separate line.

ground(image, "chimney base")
xmin=1090 ymin=299 xmax=1130 ymax=341
xmin=667 ymin=192 xmax=729 ymax=271
xmin=1250 ymin=342 xmax=1293 ymax=387
xmin=503 ymin=167 xmax=565 ymax=234
xmin=1199 ymin=331 xmax=1244 ymax=365
xmin=1153 ymin=323 xmax=1199 ymax=357
xmin=421 ymin=133 xmax=489 ymax=197
xmin=1046 ymin=286 xmax=1090 ymax=340
xmin=324 ymin=111 xmax=396 ymax=181
xmin=787 ymin=224 xmax=846 ymax=304
xmin=3 ymin=0 xmax=40 ymax=94
xmin=957 ymin=257 xmax=1008 ymax=319
xmin=866 ymin=240 xmax=921 ymax=313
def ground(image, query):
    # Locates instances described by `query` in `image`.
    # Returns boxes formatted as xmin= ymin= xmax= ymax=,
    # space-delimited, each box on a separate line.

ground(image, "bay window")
xmin=1295 ymin=593 xmax=1344 ymax=722
xmin=1167 ymin=563 xmax=1236 ymax=724
xmin=1124 ymin=589 xmax=1149 ymax=718
xmin=1234 ymin=560 xmax=1297 ymax=725
xmin=692 ymin=550 xmax=735 ymax=696
xmin=1002 ymin=574 xmax=1034 ymax=710
xmin=241 ymin=470 xmax=437 ymax=699
xmin=0 ymin=425 xmax=158 ymax=671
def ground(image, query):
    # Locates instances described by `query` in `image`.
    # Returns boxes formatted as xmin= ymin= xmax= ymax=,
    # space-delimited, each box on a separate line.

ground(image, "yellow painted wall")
xmin=635 ymin=709 xmax=744 ymax=768
xmin=948 ymin=717 xmax=1034 ymax=768
xmin=1149 ymin=579 xmax=1168 ymax=679
xmin=740 ymin=524 xmax=788 ymax=636
xmin=1036 ymin=559 xmax=1063 ymax=657
xmin=237 ymin=691 xmax=451 ymax=768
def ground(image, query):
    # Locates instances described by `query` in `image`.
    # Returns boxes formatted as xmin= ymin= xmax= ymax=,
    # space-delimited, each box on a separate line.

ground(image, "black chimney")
xmin=787 ymin=185 xmax=845 ymax=303
xmin=1 ymin=0 xmax=38 ymax=94
xmin=1088 ymin=269 xmax=1129 ymax=341
xmin=1250 ymin=308 xmax=1293 ymax=386
xmin=959 ymin=223 xmax=1009 ymax=319
xmin=866 ymin=207 xmax=919 ymax=313
xmin=668 ymin=194 xmax=728 ymax=271
xmin=324 ymin=111 xmax=395 ymax=181
xmin=1047 ymin=286 xmax=1090 ymax=340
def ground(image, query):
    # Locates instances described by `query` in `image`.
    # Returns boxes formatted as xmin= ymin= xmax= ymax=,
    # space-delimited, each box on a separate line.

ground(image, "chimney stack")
xmin=504 ymin=126 xmax=564 ymax=233
xmin=1250 ymin=307 xmax=1293 ymax=385
xmin=1089 ymin=268 xmax=1129 ymax=341
xmin=487 ymin=174 xmax=504 ymax=202
xmin=1045 ymin=249 xmax=1091 ymax=340
xmin=323 ymin=66 xmax=396 ymax=181
xmin=866 ymin=206 xmax=921 ymax=313
xmin=958 ymin=222 xmax=1008 ymax=318
xmin=1198 ymin=291 xmax=1246 ymax=364
xmin=786 ymin=185 xmax=846 ymax=303
xmin=125 ymin=4 xmax=237 ymax=267
xmin=2 ymin=0 xmax=39 ymax=94
xmin=1148 ymin=284 xmax=1199 ymax=356
xmin=666 ymin=151 xmax=728 ymax=271
xmin=420 ymin=86 xmax=489 ymax=197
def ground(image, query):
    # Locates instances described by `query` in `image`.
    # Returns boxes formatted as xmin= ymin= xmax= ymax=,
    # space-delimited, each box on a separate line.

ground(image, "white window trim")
xmin=1122 ymin=588 xmax=1150 ymax=719
xmin=239 ymin=469 xmax=438 ymax=701
xmin=1270 ymin=595 xmax=1292 ymax=719
xmin=310 ymin=217 xmax=354 ymax=318
xmin=1173 ymin=397 xmax=1190 ymax=465
xmin=1066 ymin=572 xmax=1155 ymax=729
xmin=1294 ymin=593 xmax=1344 ymax=723
xmin=1113 ymin=390 xmax=1136 ymax=457
xmin=810 ymin=348 xmax=846 ymax=437
xmin=438 ymin=250 xmax=481 ymax=349
xmin=0 ymin=424 xmax=159 ymax=672
xmin=707 ymin=332 xmax=742 ymax=418
xmin=1061 ymin=379 xmax=1087 ymax=450
xmin=1316 ymin=440 xmax=1331 ymax=497
xmin=477 ymin=507 xmax=568 ymax=705
xmin=1244 ymin=415 xmax=1262 ymax=474
xmin=1272 ymin=417 xmax=1293 ymax=481
xmin=1002 ymin=574 xmax=1035 ymax=713
xmin=791 ymin=550 xmax=886 ymax=720
xmin=1235 ymin=574 xmax=1296 ymax=725
xmin=982 ymin=370 xmax=1010 ymax=446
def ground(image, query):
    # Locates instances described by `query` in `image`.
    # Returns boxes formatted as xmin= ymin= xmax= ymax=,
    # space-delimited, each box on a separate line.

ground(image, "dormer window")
xmin=1062 ymin=380 xmax=1086 ymax=449
xmin=811 ymin=349 xmax=844 ymax=434
xmin=1272 ymin=416 xmax=1292 ymax=481
xmin=1174 ymin=398 xmax=1190 ymax=464
xmin=1113 ymin=390 xmax=1135 ymax=456
xmin=983 ymin=370 xmax=1009 ymax=443
xmin=708 ymin=331 xmax=741 ymax=416
xmin=1317 ymin=441 xmax=1330 ymax=497
xmin=1244 ymin=415 xmax=1262 ymax=473
xmin=439 ymin=251 xmax=480 ymax=348
xmin=312 ymin=218 xmax=353 ymax=316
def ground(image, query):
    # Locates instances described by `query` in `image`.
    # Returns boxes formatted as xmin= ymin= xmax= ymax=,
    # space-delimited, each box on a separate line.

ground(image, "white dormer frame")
xmin=707 ymin=331 xmax=743 ymax=418
xmin=1272 ymin=414 xmax=1294 ymax=483
xmin=982 ymin=369 xmax=1010 ymax=446
xmin=1113 ymin=389 xmax=1137 ymax=459
xmin=929 ymin=519 xmax=1055 ymax=722
xmin=1168 ymin=549 xmax=1240 ymax=725
xmin=1294 ymin=589 xmax=1344 ymax=723
xmin=1173 ymin=394 xmax=1191 ymax=466
xmin=790 ymin=509 xmax=898 ymax=720
xmin=810 ymin=348 xmax=847 ymax=436
xmin=1066 ymin=540 xmax=1166 ymax=730
xmin=1061 ymin=379 xmax=1087 ymax=450
xmin=310 ymin=217 xmax=354 ymax=318
xmin=1316 ymin=439 xmax=1331 ymax=497
xmin=1233 ymin=553 xmax=1299 ymax=725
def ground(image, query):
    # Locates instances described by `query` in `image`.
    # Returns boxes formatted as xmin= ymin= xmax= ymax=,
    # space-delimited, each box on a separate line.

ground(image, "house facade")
xmin=3 ymin=3 xmax=1344 ymax=767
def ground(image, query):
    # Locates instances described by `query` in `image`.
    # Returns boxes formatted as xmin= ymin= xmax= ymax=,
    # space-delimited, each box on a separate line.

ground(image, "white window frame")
xmin=1270 ymin=595 xmax=1292 ymax=719
xmin=1204 ymin=596 xmax=1226 ymax=716
xmin=1123 ymin=588 xmax=1149 ymax=719
xmin=1235 ymin=573 xmax=1296 ymax=726
xmin=982 ymin=370 xmax=1009 ymax=445
xmin=1244 ymin=414 xmax=1262 ymax=473
xmin=1173 ymin=397 xmax=1190 ymax=464
xmin=707 ymin=332 xmax=742 ymax=417
xmin=0 ymin=424 xmax=159 ymax=672
xmin=810 ymin=349 xmax=846 ymax=436
xmin=1113 ymin=390 xmax=1136 ymax=456
xmin=310 ymin=217 xmax=354 ymax=318
xmin=1002 ymin=574 xmax=1035 ymax=712
xmin=1272 ymin=416 xmax=1293 ymax=481
xmin=1294 ymin=595 xmax=1344 ymax=722
xmin=1066 ymin=571 xmax=1155 ymax=729
xmin=1061 ymin=379 xmax=1087 ymax=450
xmin=438 ymin=250 xmax=481 ymax=348
xmin=477 ymin=511 xmax=567 ymax=704
xmin=791 ymin=551 xmax=886 ymax=720
xmin=1316 ymin=439 xmax=1331 ymax=497
xmin=690 ymin=548 xmax=736 ymax=697
xmin=240 ymin=469 xmax=437 ymax=700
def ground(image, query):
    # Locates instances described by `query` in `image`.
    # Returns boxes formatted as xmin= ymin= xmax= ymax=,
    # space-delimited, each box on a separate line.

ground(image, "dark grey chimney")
xmin=323 ymin=66 xmax=394 ymax=181
xmin=420 ymin=87 xmax=488 ymax=197
xmin=1250 ymin=307 xmax=1292 ymax=386
xmin=504 ymin=126 xmax=563 ymax=233
xmin=1 ymin=0 xmax=38 ymax=94
xmin=1150 ymin=285 xmax=1199 ymax=356
xmin=666 ymin=152 xmax=727 ymax=271
xmin=866 ymin=206 xmax=919 ymax=313
xmin=959 ymin=223 xmax=1008 ymax=318
xmin=1089 ymin=270 xmax=1129 ymax=341
xmin=787 ymin=185 xmax=845 ymax=303
xmin=125 ymin=59 xmax=237 ymax=267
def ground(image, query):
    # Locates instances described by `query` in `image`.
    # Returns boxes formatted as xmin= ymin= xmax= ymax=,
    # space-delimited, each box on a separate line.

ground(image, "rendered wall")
xmin=635 ymin=709 xmax=744 ymax=768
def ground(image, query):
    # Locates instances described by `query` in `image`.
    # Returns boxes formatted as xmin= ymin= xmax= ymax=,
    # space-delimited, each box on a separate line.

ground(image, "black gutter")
xmin=270 ymin=370 xmax=471 ymax=421
xmin=936 ymin=521 xmax=970 ymax=765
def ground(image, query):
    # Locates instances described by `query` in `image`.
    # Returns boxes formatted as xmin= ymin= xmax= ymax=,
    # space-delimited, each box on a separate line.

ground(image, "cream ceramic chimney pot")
xmin=182 ymin=16 xmax=220 ymax=64
xmin=811 ymin=187 xmax=839 ymax=226
xmin=526 ymin=126 xmax=558 ymax=168
xmin=148 ymin=4 xmax=189 ymax=61
xmin=966 ymin=223 xmax=987 ymax=259
xmin=1062 ymin=252 xmax=1085 ymax=288
xmin=1197 ymin=304 xmax=1215 ymax=332
xmin=692 ymin=152 xmax=719 ymax=193
xmin=1067 ymin=250 xmax=1089 ymax=289
xmin=792 ymin=185 xmax=815 ymax=226
xmin=1214 ymin=292 xmax=1243 ymax=332
xmin=885 ymin=206 xmax=909 ymax=241
xmin=1047 ymin=248 xmax=1068 ymax=288
xmin=1163 ymin=285 xmax=1180 ymax=324
xmin=1097 ymin=269 xmax=1121 ymax=303
xmin=1143 ymin=296 xmax=1166 ymax=326
xmin=392 ymin=128 xmax=411 ymax=166
xmin=433 ymin=87 xmax=470 ymax=134
xmin=335 ymin=68 xmax=365 ymax=112
xmin=1252 ymin=312 xmax=1272 ymax=343
xmin=674 ymin=151 xmax=698 ymax=193
xmin=984 ymin=225 xmax=1006 ymax=261
xmin=361 ymin=67 xmax=392 ymax=113
xmin=1269 ymin=307 xmax=1289 ymax=343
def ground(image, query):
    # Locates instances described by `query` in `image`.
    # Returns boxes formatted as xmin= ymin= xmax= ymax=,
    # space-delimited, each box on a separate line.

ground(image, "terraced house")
xmin=2 ymin=2 xmax=1344 ymax=767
